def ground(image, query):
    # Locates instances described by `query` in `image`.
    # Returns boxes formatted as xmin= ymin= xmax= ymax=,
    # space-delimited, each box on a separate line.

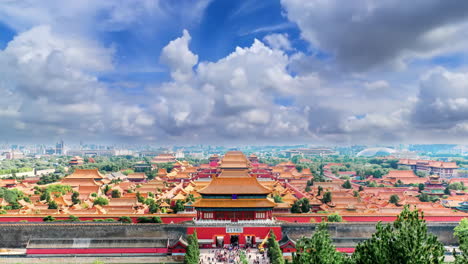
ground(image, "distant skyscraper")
xmin=55 ymin=140 xmax=64 ymax=155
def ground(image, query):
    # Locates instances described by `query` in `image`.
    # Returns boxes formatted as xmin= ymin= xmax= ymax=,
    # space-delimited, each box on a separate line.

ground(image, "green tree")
xmin=273 ymin=195 xmax=283 ymax=203
xmin=93 ymin=197 xmax=109 ymax=206
xmin=418 ymin=183 xmax=425 ymax=192
xmin=293 ymin=222 xmax=347 ymax=264
xmin=300 ymin=198 xmax=310 ymax=213
xmin=352 ymin=205 xmax=444 ymax=264
xmin=43 ymin=215 xmax=55 ymax=222
xmin=444 ymin=187 xmax=451 ymax=195
xmin=48 ymin=201 xmax=58 ymax=209
xmin=305 ymin=185 xmax=311 ymax=193
xmin=342 ymin=180 xmax=352 ymax=189
xmin=267 ymin=230 xmax=284 ymax=264
xmin=118 ymin=216 xmax=132 ymax=223
xmin=318 ymin=186 xmax=323 ymax=196
xmin=111 ymin=189 xmax=121 ymax=198
xmin=419 ymin=193 xmax=430 ymax=202
xmin=327 ymin=213 xmax=343 ymax=222
xmin=389 ymin=194 xmax=400 ymax=205
xmin=358 ymin=185 xmax=364 ymax=192
xmin=291 ymin=200 xmax=302 ymax=213
xmin=172 ymin=200 xmax=185 ymax=213
xmin=322 ymin=192 xmax=332 ymax=204
xmin=449 ymin=182 xmax=465 ymax=190
xmin=184 ymin=230 xmax=200 ymax=264
xmin=69 ymin=215 xmax=80 ymax=222
xmin=40 ymin=191 xmax=51 ymax=202
xmin=71 ymin=191 xmax=80 ymax=205
xmin=453 ymin=218 xmax=468 ymax=263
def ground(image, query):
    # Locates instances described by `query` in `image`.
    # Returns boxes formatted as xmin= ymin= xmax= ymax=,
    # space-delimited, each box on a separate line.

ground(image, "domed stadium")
xmin=356 ymin=147 xmax=396 ymax=157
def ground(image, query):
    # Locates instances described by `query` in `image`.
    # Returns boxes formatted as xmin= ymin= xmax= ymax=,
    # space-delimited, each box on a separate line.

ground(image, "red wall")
xmin=27 ymin=247 xmax=168 ymax=255
xmin=275 ymin=215 xmax=468 ymax=222
xmin=188 ymin=226 xmax=282 ymax=246
xmin=1 ymin=214 xmax=465 ymax=223
xmin=0 ymin=215 xmax=194 ymax=223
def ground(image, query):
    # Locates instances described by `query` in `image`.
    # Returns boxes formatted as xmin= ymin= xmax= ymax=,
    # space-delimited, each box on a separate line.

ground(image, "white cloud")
xmin=281 ymin=0 xmax=468 ymax=70
xmin=160 ymin=30 xmax=198 ymax=82
xmin=264 ymin=33 xmax=293 ymax=51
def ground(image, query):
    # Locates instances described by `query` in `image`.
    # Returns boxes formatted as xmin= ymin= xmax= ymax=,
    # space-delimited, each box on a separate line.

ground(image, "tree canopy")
xmin=293 ymin=222 xmax=347 ymax=264
xmin=352 ymin=206 xmax=444 ymax=264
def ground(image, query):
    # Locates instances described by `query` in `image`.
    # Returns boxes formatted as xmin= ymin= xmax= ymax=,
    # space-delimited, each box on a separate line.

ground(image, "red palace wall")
xmin=27 ymin=248 xmax=169 ymax=255
xmin=0 ymin=214 xmax=466 ymax=223
xmin=0 ymin=215 xmax=194 ymax=223
xmin=188 ymin=226 xmax=282 ymax=247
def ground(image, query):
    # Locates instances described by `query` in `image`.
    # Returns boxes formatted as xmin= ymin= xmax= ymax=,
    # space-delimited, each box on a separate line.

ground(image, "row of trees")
xmin=291 ymin=206 xmax=465 ymax=264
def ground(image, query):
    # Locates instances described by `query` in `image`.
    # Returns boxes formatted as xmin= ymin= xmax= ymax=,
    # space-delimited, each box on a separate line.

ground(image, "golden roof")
xmin=192 ymin=198 xmax=276 ymax=208
xmin=66 ymin=169 xmax=104 ymax=179
xmin=198 ymin=171 xmax=271 ymax=195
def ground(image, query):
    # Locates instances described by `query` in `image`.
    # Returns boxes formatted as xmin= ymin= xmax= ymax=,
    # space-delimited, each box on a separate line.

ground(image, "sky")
xmin=0 ymin=0 xmax=468 ymax=145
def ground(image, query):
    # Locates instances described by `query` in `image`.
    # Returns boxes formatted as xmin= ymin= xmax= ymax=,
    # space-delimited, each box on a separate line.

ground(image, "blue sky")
xmin=0 ymin=0 xmax=467 ymax=145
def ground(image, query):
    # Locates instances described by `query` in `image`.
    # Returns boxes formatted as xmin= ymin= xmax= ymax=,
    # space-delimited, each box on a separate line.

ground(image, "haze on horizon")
xmin=0 ymin=0 xmax=468 ymax=145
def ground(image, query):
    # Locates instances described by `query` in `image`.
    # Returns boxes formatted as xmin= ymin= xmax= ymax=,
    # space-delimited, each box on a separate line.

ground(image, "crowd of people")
xmin=199 ymin=246 xmax=269 ymax=264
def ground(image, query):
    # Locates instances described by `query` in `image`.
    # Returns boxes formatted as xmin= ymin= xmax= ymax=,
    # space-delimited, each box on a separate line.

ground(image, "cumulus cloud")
xmin=160 ymin=30 xmax=198 ymax=82
xmin=263 ymin=33 xmax=293 ymax=51
xmin=0 ymin=25 xmax=154 ymax=142
xmin=411 ymin=67 xmax=468 ymax=129
xmin=150 ymin=31 xmax=310 ymax=142
xmin=281 ymin=0 xmax=468 ymax=70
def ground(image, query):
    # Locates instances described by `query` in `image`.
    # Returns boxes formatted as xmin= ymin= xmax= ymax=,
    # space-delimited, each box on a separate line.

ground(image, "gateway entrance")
xmin=245 ymin=235 xmax=255 ymax=247
xmin=216 ymin=236 xmax=224 ymax=248
xmin=230 ymin=235 xmax=239 ymax=246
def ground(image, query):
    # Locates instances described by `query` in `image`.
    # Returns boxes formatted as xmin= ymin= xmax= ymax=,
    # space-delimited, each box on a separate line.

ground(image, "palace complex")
xmin=0 ymin=151 xmax=467 ymax=258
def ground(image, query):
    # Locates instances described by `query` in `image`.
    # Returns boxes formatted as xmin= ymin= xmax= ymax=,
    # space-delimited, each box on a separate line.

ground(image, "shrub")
xmin=327 ymin=213 xmax=343 ymax=222
xmin=93 ymin=197 xmax=109 ymax=206
xmin=43 ymin=215 xmax=55 ymax=222
xmin=118 ymin=216 xmax=132 ymax=223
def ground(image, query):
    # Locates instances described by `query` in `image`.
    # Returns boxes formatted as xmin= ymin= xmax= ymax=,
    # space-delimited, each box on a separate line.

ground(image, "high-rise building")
xmin=55 ymin=140 xmax=64 ymax=155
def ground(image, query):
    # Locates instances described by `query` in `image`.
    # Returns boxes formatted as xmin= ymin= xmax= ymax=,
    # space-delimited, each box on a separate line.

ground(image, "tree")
xmin=43 ymin=215 xmax=55 ymax=222
xmin=293 ymin=222 xmax=347 ymax=264
xmin=342 ymin=180 xmax=352 ymax=189
xmin=118 ymin=216 xmax=132 ymax=223
xmin=322 ymin=192 xmax=332 ymax=204
xmin=71 ymin=191 xmax=80 ymax=205
xmin=147 ymin=199 xmax=160 ymax=214
xmin=305 ymin=185 xmax=311 ymax=193
xmin=368 ymin=181 xmax=377 ymax=187
xmin=111 ymin=189 xmax=121 ymax=198
xmin=69 ymin=215 xmax=80 ymax=222
xmin=358 ymin=185 xmax=364 ymax=192
xmin=40 ymin=191 xmax=51 ymax=202
xmin=93 ymin=197 xmax=109 ymax=206
xmin=327 ymin=213 xmax=343 ymax=222
xmin=352 ymin=205 xmax=444 ymax=264
xmin=419 ymin=193 xmax=430 ymax=202
xmin=454 ymin=218 xmax=468 ymax=263
xmin=48 ymin=201 xmax=58 ymax=209
xmin=389 ymin=194 xmax=400 ymax=205
xmin=267 ymin=230 xmax=284 ymax=264
xmin=273 ymin=195 xmax=283 ymax=203
xmin=184 ymin=230 xmax=200 ymax=264
xmin=172 ymin=200 xmax=185 ymax=213
xmin=444 ymin=187 xmax=451 ymax=195
xmin=318 ymin=186 xmax=323 ymax=196
xmin=291 ymin=200 xmax=302 ymax=213
xmin=449 ymin=182 xmax=465 ymax=190
xmin=300 ymin=198 xmax=311 ymax=213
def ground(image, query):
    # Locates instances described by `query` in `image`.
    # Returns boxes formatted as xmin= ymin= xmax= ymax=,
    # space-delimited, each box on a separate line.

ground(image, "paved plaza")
xmin=200 ymin=248 xmax=270 ymax=264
